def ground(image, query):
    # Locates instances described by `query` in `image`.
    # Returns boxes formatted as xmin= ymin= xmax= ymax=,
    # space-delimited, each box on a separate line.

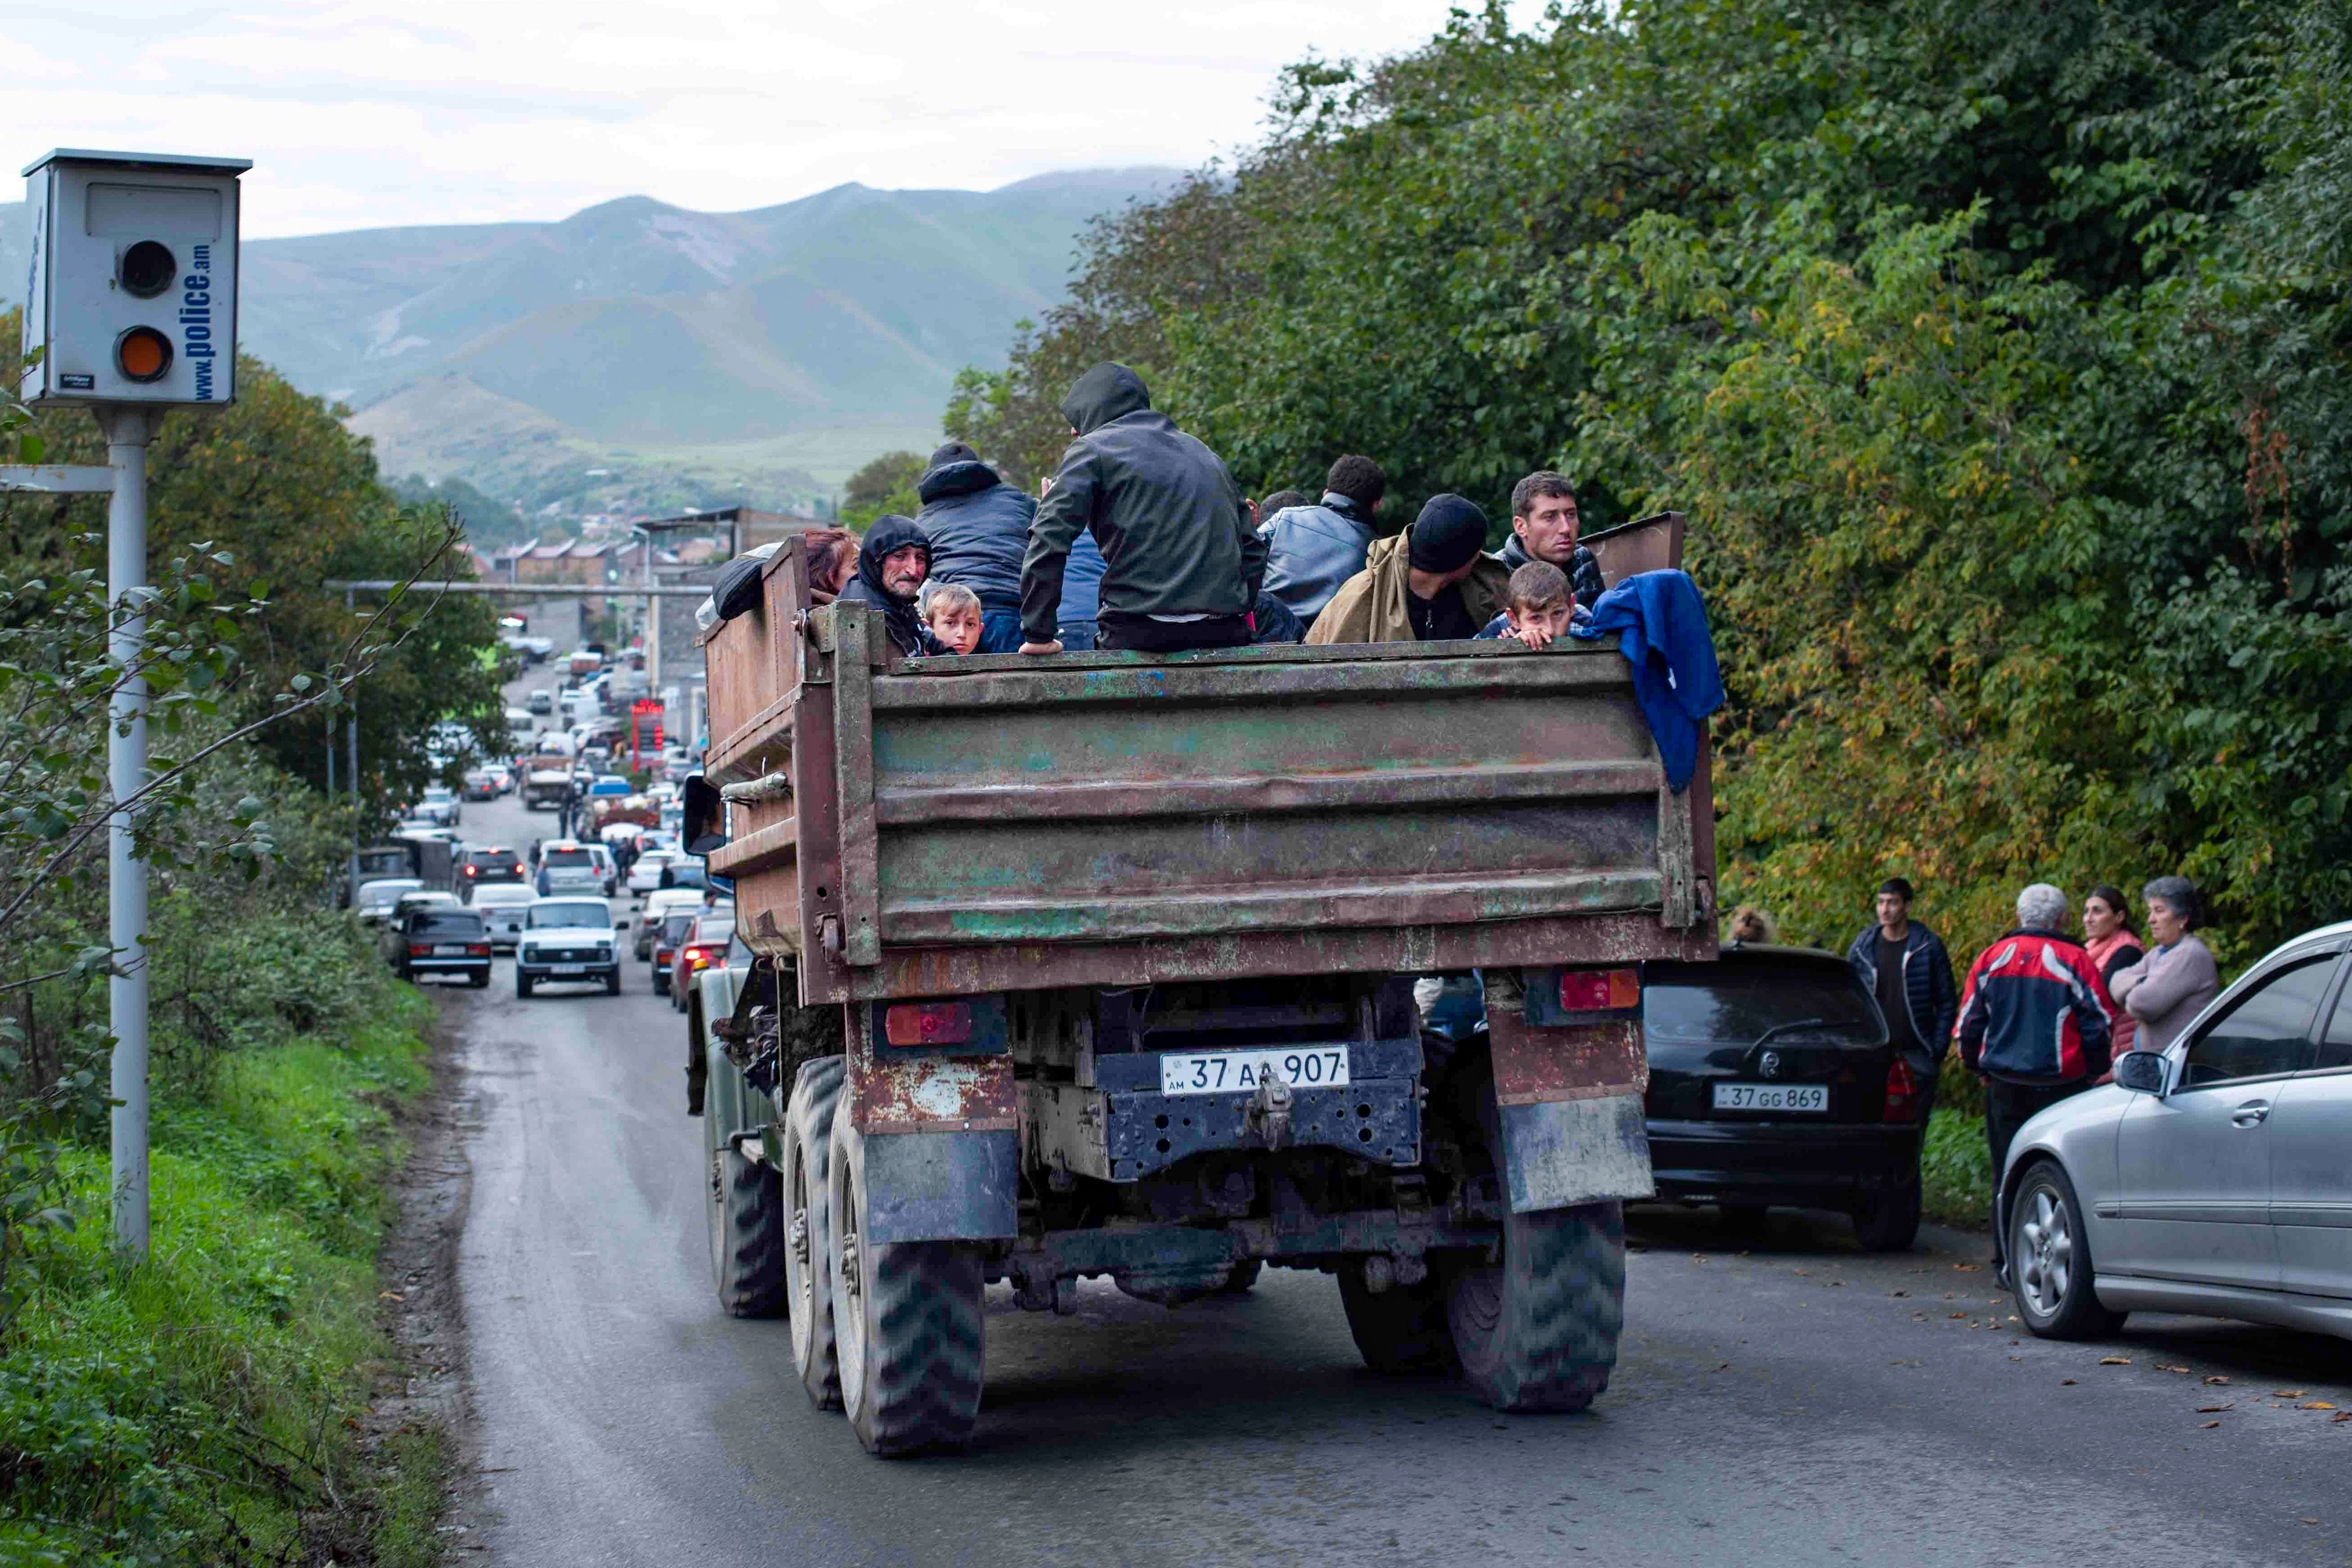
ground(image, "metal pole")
xmin=346 ymin=587 xmax=360 ymax=902
xmin=100 ymin=405 xmax=158 ymax=1262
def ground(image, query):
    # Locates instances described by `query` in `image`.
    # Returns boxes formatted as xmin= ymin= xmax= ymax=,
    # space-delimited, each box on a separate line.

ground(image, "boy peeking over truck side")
xmin=1475 ymin=560 xmax=1580 ymax=649
xmin=922 ymin=581 xmax=985 ymax=656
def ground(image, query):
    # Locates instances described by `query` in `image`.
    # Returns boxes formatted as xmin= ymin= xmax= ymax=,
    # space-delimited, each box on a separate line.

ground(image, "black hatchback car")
xmin=1639 ymin=944 xmax=1924 ymax=1250
xmin=458 ymin=845 xmax=525 ymax=898
xmin=385 ymin=908 xmax=493 ymax=987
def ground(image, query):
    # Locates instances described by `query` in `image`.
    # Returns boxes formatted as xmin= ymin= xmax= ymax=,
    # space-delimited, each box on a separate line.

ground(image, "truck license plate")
xmin=1712 ymin=1082 xmax=1829 ymax=1113
xmin=1160 ymin=1048 xmax=1349 ymax=1096
xmin=552 ymin=965 xmax=586 ymax=976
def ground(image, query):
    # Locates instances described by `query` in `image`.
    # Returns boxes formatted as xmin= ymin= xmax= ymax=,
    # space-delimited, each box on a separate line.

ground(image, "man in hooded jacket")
xmin=915 ymin=441 xmax=1034 ymax=654
xmin=837 ymin=514 xmax=931 ymax=656
xmin=1020 ymin=363 xmax=1265 ymax=654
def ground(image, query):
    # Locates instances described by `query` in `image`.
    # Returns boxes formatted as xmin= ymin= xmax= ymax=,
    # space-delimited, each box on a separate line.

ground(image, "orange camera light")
xmin=116 ymin=326 xmax=172 ymax=383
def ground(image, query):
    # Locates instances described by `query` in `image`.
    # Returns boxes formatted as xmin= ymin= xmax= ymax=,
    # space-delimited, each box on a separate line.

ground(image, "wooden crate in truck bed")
xmin=697 ymin=512 xmax=1714 ymax=1006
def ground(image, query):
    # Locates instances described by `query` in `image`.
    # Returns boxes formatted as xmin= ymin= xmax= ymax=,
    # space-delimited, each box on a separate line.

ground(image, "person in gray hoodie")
xmin=1020 ymin=363 xmax=1265 ymax=654
xmin=2106 ymin=875 xmax=2221 ymax=1052
xmin=914 ymin=441 xmax=1035 ymax=654
xmin=1258 ymin=455 xmax=1385 ymax=633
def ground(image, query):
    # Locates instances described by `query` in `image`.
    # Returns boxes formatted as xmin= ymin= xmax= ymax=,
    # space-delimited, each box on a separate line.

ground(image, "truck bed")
xmin=700 ymin=513 xmax=1714 ymax=1005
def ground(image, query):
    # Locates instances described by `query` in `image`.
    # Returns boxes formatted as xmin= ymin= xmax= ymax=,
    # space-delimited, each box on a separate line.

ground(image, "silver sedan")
xmin=1999 ymin=920 xmax=2352 ymax=1341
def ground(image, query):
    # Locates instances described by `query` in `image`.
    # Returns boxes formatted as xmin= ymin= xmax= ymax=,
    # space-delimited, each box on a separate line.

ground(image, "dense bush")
xmin=949 ymin=0 xmax=2352 ymax=969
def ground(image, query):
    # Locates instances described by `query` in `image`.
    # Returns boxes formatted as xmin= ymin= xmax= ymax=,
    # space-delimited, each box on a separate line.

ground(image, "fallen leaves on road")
xmin=1953 ymin=1263 xmax=1981 ymax=1272
xmin=1891 ymin=1290 xmax=1909 ymax=1297
xmin=1951 ymin=1312 xmax=1970 ymax=1319
xmin=2061 ymin=1379 xmax=2078 ymax=1386
xmin=2100 ymin=1357 xmax=2132 ymax=1365
xmin=2333 ymin=1412 xmax=2351 ymax=1424
xmin=2203 ymin=1421 xmax=2222 ymax=1429
xmin=2205 ymin=1376 xmax=2231 ymax=1385
xmin=2198 ymin=1404 xmax=2232 ymax=1413
xmin=2301 ymin=1402 xmax=2336 ymax=1411
xmin=2276 ymin=1389 xmax=2308 ymax=1398
xmin=2156 ymin=1364 xmax=2192 ymax=1374
xmin=2301 ymin=1519 xmax=2321 ymax=1526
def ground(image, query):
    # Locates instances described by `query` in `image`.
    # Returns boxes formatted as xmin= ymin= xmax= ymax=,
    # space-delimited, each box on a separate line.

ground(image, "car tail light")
xmin=686 ymin=945 xmax=720 ymax=969
xmin=885 ymin=1001 xmax=972 ymax=1047
xmin=407 ymin=943 xmax=430 ymax=957
xmin=1557 ymin=968 xmax=1640 ymax=1014
xmin=467 ymin=943 xmax=491 ymax=957
xmin=462 ymin=864 xmax=479 ymax=876
xmin=1883 ymin=1057 xmax=1921 ymax=1122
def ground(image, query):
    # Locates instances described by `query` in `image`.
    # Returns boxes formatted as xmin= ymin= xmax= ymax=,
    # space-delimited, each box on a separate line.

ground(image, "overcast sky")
xmin=3 ymin=1 xmax=1494 ymax=237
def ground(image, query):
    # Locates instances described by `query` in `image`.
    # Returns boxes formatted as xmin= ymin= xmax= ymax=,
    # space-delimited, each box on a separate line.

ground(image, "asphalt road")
xmin=437 ymin=783 xmax=2352 ymax=1568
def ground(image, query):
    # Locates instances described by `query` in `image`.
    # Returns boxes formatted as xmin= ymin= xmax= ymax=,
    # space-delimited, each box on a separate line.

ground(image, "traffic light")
xmin=18 ymin=149 xmax=251 ymax=407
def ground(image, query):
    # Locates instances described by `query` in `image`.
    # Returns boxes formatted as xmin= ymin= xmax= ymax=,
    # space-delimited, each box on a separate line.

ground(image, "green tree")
xmin=839 ymin=450 xmax=925 ymax=529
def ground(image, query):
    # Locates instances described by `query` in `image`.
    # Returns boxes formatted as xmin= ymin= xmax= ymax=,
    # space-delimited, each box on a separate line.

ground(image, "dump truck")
xmin=688 ymin=513 xmax=1714 ymax=1457
xmin=519 ymin=753 xmax=575 ymax=812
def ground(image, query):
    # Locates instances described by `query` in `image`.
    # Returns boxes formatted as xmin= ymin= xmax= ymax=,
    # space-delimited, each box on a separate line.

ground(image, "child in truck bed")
xmin=923 ymin=581 xmax=985 ymax=656
xmin=1475 ymin=560 xmax=1580 ymax=648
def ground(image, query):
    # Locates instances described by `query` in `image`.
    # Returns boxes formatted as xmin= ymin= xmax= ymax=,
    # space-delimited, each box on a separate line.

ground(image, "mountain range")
xmin=1 ymin=167 xmax=1172 ymax=525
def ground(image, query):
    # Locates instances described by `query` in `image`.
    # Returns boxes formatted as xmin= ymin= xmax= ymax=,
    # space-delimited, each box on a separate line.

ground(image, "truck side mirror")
xmin=683 ymin=774 xmax=726 ymax=856
xmin=2113 ymin=1050 xmax=2168 ymax=1095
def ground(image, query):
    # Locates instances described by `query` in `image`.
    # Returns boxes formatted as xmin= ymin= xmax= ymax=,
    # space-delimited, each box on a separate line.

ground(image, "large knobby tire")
xmin=1445 ymin=1073 xmax=1626 ymax=1412
xmin=707 ymin=1138 xmax=788 ymax=1318
xmin=2009 ymin=1159 xmax=2125 ymax=1340
xmin=1339 ymin=1261 xmax=1459 ymax=1374
xmin=784 ymin=1056 xmax=846 ymax=1410
xmin=1851 ymin=1177 xmax=1923 ymax=1253
xmin=828 ymin=1114 xmax=985 ymax=1457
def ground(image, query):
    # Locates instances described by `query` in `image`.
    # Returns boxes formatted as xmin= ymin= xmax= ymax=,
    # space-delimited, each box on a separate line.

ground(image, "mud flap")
xmin=1486 ymin=1003 xmax=1655 ymax=1213
xmin=859 ymin=1129 xmax=1018 ymax=1245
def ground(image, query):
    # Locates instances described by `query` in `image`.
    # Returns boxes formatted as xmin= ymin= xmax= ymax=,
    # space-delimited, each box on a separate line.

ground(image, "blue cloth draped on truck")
xmin=1568 ymin=569 xmax=1723 ymax=792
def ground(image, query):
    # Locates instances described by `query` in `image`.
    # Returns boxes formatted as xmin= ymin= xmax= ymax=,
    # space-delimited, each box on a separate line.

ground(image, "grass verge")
xmin=0 ymin=981 xmax=446 ymax=1564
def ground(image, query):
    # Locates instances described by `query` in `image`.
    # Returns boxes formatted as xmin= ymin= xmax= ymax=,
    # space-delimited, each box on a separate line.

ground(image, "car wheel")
xmin=2009 ymin=1159 xmax=2125 ymax=1340
xmin=654 ymin=972 xmax=669 ymax=996
xmin=517 ymin=974 xmax=534 ymax=999
xmin=606 ymin=967 xmax=623 ymax=996
xmin=1715 ymin=1202 xmax=1771 ymax=1240
xmin=1851 ymin=1178 xmax=1922 ymax=1252
xmin=470 ymin=970 xmax=490 ymax=990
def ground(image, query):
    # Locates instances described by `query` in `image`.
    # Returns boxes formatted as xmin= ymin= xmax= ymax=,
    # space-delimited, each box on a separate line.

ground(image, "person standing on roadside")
xmin=1495 ymin=471 xmax=1606 ymax=612
xmin=1956 ymin=883 xmax=2114 ymax=1280
xmin=1020 ymin=363 xmax=1264 ymax=655
xmin=1845 ymin=877 xmax=1959 ymax=1116
xmin=2107 ymin=876 xmax=2221 ymax=1053
xmin=2080 ymin=885 xmax=2145 ymax=1059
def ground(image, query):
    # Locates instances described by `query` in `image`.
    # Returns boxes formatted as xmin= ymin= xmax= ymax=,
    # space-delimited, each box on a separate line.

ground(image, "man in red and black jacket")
xmin=1956 ymin=882 xmax=2114 ymax=1280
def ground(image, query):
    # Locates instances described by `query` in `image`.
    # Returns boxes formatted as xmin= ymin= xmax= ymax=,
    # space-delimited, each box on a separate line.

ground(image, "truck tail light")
xmin=1883 ymin=1058 xmax=1921 ymax=1122
xmin=885 ymin=1001 xmax=972 ymax=1047
xmin=1557 ymin=968 xmax=1640 ymax=1014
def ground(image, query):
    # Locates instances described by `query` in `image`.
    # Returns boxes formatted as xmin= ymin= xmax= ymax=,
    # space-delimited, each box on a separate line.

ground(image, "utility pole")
xmin=101 ymin=407 xmax=160 ymax=1256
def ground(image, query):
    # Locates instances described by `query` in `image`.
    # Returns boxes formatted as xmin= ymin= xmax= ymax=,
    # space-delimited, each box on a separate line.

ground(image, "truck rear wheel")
xmin=784 ymin=1056 xmax=846 ymax=1410
xmin=1445 ymin=1073 xmax=1626 ymax=1411
xmin=707 ymin=1139 xmax=788 ymax=1318
xmin=828 ymin=1116 xmax=985 ymax=1457
xmin=1339 ymin=1261 xmax=1459 ymax=1373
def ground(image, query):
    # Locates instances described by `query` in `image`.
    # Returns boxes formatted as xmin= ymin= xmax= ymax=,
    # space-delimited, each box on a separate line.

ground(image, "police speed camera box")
xmin=19 ymin=148 xmax=251 ymax=408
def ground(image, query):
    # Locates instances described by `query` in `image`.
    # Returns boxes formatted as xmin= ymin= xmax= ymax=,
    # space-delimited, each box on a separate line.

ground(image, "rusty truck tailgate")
xmin=702 ymin=515 xmax=1714 ymax=1003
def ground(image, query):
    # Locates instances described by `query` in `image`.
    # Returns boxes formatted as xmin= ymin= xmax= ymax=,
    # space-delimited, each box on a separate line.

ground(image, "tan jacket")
xmin=1305 ymin=529 xmax=1511 ymax=645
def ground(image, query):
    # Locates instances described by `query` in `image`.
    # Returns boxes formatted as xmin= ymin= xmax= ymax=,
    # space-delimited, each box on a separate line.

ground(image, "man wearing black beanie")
xmin=1307 ymin=493 xmax=1511 ymax=645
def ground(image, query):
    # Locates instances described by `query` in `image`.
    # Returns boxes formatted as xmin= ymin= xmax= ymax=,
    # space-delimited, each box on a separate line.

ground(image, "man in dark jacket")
xmin=1495 ymin=470 xmax=1606 ymax=611
xmin=1259 ymin=455 xmax=1385 ymax=632
xmin=837 ymin=514 xmax=931 ymax=656
xmin=915 ymin=441 xmax=1034 ymax=654
xmin=1955 ymin=882 xmax=2114 ymax=1278
xmin=1020 ymin=363 xmax=1266 ymax=654
xmin=1845 ymin=877 xmax=1959 ymax=1103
